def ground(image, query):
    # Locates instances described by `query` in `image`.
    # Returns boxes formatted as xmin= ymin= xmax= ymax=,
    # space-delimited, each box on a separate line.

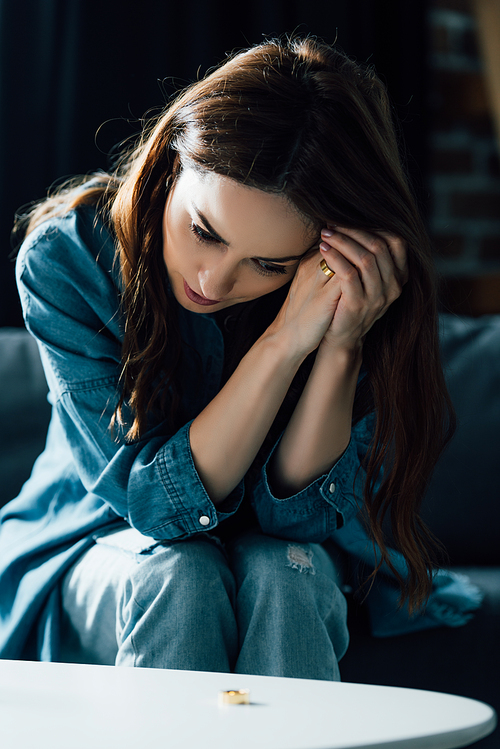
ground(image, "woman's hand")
xmin=317 ymin=225 xmax=408 ymax=351
xmin=269 ymin=225 xmax=407 ymax=359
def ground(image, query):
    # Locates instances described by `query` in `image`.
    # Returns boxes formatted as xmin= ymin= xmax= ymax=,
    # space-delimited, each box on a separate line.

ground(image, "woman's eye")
xmin=253 ymin=259 xmax=288 ymax=277
xmin=190 ymin=222 xmax=288 ymax=277
xmin=191 ymin=223 xmax=219 ymax=243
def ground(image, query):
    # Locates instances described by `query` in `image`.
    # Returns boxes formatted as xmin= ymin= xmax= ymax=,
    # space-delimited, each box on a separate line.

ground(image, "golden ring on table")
xmin=320 ymin=258 xmax=335 ymax=279
xmin=218 ymin=689 xmax=251 ymax=705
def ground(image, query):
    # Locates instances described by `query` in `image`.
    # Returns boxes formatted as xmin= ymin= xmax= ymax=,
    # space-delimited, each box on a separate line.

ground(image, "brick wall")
xmin=427 ymin=0 xmax=500 ymax=299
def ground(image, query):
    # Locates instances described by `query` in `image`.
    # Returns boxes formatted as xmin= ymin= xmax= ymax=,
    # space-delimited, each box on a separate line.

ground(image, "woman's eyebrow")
xmin=193 ymin=204 xmax=310 ymax=263
xmin=254 ymin=252 xmax=305 ymax=263
xmin=193 ymin=206 xmax=230 ymax=246
xmin=256 ymin=239 xmax=318 ymax=263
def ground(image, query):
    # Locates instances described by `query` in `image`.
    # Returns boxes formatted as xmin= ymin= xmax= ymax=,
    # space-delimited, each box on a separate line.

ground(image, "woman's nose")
xmin=199 ymin=262 xmax=236 ymax=300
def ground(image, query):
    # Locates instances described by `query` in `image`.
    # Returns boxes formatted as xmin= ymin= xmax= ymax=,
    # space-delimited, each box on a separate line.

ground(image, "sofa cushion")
xmin=0 ymin=327 xmax=51 ymax=508
xmin=421 ymin=314 xmax=500 ymax=565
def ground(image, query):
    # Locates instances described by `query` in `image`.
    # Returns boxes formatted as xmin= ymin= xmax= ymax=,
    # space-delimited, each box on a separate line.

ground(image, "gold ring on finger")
xmin=320 ymin=258 xmax=335 ymax=279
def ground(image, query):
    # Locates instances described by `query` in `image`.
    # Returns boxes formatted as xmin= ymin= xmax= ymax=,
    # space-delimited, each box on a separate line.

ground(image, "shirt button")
xmin=328 ymin=482 xmax=336 ymax=494
xmin=199 ymin=515 xmax=210 ymax=527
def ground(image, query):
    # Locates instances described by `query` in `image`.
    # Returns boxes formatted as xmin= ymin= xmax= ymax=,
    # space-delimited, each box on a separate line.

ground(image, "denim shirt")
xmin=0 ymin=206 xmax=373 ymax=659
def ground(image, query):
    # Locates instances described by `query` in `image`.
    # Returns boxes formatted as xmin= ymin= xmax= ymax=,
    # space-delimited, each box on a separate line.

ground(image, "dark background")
xmin=0 ymin=0 xmax=428 ymax=327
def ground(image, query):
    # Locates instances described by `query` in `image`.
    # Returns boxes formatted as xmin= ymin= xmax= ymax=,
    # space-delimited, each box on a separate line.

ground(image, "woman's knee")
xmin=228 ymin=532 xmax=338 ymax=596
xmin=229 ymin=532 xmax=348 ymax=638
xmin=123 ymin=535 xmax=236 ymax=613
xmin=117 ymin=536 xmax=238 ymax=669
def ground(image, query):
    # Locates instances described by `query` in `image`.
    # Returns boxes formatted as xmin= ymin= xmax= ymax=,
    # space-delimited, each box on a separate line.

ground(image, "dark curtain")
xmin=0 ymin=0 xmax=428 ymax=326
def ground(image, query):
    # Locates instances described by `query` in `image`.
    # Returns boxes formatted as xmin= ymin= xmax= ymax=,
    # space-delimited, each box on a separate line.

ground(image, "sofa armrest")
xmin=421 ymin=314 xmax=500 ymax=565
xmin=0 ymin=327 xmax=51 ymax=508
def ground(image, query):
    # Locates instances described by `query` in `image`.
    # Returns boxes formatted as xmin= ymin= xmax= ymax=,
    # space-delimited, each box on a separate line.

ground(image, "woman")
xmin=0 ymin=36 xmax=454 ymax=679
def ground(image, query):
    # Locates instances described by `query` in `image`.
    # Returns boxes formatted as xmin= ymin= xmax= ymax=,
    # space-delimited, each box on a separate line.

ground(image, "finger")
xmin=320 ymin=241 xmax=394 ymax=328
xmin=331 ymin=226 xmax=407 ymax=284
xmin=318 ymin=244 xmax=364 ymax=302
xmin=318 ymin=256 xmax=336 ymax=281
xmin=321 ymin=228 xmax=403 ymax=302
xmin=320 ymin=229 xmax=387 ymax=297
xmin=377 ymin=231 xmax=408 ymax=284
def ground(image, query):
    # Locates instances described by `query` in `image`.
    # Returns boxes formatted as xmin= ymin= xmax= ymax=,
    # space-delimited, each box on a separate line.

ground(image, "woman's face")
xmin=162 ymin=166 xmax=317 ymax=313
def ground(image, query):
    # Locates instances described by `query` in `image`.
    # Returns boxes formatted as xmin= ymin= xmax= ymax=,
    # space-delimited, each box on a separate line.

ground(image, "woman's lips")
xmin=183 ymin=279 xmax=221 ymax=307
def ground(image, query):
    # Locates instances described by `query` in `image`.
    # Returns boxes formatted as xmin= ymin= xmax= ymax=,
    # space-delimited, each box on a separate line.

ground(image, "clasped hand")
xmin=275 ymin=225 xmax=408 ymax=357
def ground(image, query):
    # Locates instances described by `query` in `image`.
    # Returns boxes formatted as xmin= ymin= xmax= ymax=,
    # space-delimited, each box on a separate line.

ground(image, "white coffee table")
xmin=0 ymin=659 xmax=496 ymax=748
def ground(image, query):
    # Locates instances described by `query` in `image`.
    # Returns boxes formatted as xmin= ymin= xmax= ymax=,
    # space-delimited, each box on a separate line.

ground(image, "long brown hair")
xmin=16 ymin=36 xmax=455 ymax=611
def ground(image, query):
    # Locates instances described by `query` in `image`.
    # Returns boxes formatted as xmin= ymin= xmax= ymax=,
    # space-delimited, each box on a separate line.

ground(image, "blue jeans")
xmin=59 ymin=527 xmax=349 ymax=680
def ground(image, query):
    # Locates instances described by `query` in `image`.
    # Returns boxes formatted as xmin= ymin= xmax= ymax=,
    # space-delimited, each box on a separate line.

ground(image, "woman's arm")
xmin=16 ymin=211 xmax=246 ymax=540
xmin=189 ymin=226 xmax=407 ymax=505
xmin=270 ymin=227 xmax=408 ymax=496
xmin=188 ymin=331 xmax=303 ymax=505
xmin=269 ymin=343 xmax=362 ymax=498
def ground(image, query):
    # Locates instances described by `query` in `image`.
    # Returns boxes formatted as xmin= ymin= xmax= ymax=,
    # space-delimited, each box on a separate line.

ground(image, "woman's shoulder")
xmin=16 ymin=205 xmax=123 ymax=337
xmin=16 ymin=205 xmax=121 ymax=306
xmin=18 ymin=205 xmax=116 ymax=273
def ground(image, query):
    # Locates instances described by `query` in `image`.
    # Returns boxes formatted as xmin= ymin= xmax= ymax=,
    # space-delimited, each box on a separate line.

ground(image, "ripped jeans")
xmin=59 ymin=527 xmax=349 ymax=680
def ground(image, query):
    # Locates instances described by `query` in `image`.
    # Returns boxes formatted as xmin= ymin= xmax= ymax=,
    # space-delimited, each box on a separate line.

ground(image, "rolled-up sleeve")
xmin=248 ymin=412 xmax=375 ymax=542
xmin=16 ymin=211 xmax=243 ymax=541
xmin=56 ymin=389 xmax=244 ymax=538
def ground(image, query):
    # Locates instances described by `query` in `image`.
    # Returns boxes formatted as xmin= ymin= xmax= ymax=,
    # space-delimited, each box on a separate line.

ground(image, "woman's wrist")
xmin=316 ymin=336 xmax=364 ymax=370
xmin=258 ymin=322 xmax=311 ymax=369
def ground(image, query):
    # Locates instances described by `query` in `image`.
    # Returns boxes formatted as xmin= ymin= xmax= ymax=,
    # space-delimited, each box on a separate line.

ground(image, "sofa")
xmin=0 ymin=316 xmax=499 ymax=747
